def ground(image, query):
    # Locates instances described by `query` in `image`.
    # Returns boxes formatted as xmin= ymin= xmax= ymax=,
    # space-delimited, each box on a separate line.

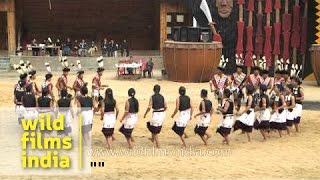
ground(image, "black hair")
xmin=153 ymin=84 xmax=161 ymax=94
xmin=246 ymin=85 xmax=255 ymax=95
xmin=60 ymin=89 xmax=68 ymax=98
xmin=291 ymin=76 xmax=302 ymax=85
xmin=80 ymin=85 xmax=88 ymax=95
xmin=201 ymin=89 xmax=208 ymax=98
xmin=179 ymin=86 xmax=186 ymax=96
xmin=261 ymin=70 xmax=269 ymax=75
xmin=223 ymin=88 xmax=232 ymax=98
xmin=286 ymin=84 xmax=294 ymax=92
xmin=128 ymin=88 xmax=136 ymax=97
xmin=275 ymin=69 xmax=282 ymax=74
xmin=42 ymin=87 xmax=49 ymax=96
xmin=105 ymin=88 xmax=114 ymax=100
xmin=260 ymin=84 xmax=268 ymax=93
xmin=275 ymin=84 xmax=285 ymax=92
xmin=45 ymin=73 xmax=53 ymax=80
xmin=20 ymin=73 xmax=28 ymax=80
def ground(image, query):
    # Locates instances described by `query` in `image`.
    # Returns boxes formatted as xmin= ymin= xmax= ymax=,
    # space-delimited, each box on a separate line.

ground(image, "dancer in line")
xmin=194 ymin=89 xmax=213 ymax=145
xmin=216 ymin=89 xmax=234 ymax=145
xmin=144 ymin=84 xmax=167 ymax=148
xmin=233 ymin=85 xmax=256 ymax=142
xmin=171 ymin=86 xmax=193 ymax=147
xmin=291 ymin=77 xmax=304 ymax=132
xmin=101 ymin=88 xmax=119 ymax=149
xmin=57 ymin=89 xmax=73 ymax=137
xmin=120 ymin=88 xmax=139 ymax=149
xmin=253 ymin=85 xmax=271 ymax=141
xmin=284 ymin=84 xmax=296 ymax=135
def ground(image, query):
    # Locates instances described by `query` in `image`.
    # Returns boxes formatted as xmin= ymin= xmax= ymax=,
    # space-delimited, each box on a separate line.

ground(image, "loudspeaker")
xmin=187 ymin=27 xmax=200 ymax=42
xmin=172 ymin=27 xmax=181 ymax=41
xmin=200 ymin=27 xmax=212 ymax=42
xmin=180 ymin=27 xmax=188 ymax=42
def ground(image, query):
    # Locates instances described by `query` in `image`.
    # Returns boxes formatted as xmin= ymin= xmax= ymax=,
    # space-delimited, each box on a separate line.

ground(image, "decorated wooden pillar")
xmin=7 ymin=0 xmax=16 ymax=55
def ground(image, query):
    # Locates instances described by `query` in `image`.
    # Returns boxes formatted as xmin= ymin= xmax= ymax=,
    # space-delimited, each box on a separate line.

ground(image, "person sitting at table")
xmin=143 ymin=58 xmax=154 ymax=78
xmin=88 ymin=40 xmax=98 ymax=57
xmin=101 ymin=38 xmax=108 ymax=57
xmin=127 ymin=56 xmax=134 ymax=75
xmin=79 ymin=39 xmax=87 ymax=57
xmin=31 ymin=38 xmax=40 ymax=56
xmin=63 ymin=37 xmax=72 ymax=56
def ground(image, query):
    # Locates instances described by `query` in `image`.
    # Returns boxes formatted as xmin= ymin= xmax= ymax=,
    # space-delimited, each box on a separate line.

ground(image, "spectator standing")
xmin=88 ymin=40 xmax=98 ymax=57
xmin=101 ymin=38 xmax=108 ymax=57
xmin=79 ymin=39 xmax=87 ymax=57
xmin=121 ymin=39 xmax=129 ymax=57
xmin=143 ymin=58 xmax=154 ymax=78
xmin=63 ymin=37 xmax=72 ymax=56
xmin=31 ymin=38 xmax=40 ymax=56
xmin=73 ymin=40 xmax=79 ymax=56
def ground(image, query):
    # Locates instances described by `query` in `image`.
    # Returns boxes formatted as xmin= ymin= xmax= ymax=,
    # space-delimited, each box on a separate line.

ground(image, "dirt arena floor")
xmin=0 ymin=70 xmax=320 ymax=179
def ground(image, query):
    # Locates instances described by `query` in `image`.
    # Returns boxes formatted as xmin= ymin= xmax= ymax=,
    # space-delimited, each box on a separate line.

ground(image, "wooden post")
xmin=159 ymin=0 xmax=166 ymax=54
xmin=7 ymin=0 xmax=16 ymax=55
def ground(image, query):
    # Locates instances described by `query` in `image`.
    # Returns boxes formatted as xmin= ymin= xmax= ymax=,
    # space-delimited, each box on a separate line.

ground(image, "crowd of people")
xmin=30 ymin=37 xmax=129 ymax=57
xmin=12 ymin=54 xmax=304 ymax=149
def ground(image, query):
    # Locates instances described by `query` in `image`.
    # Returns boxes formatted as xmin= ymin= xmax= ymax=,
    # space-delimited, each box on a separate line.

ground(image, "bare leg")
xmin=126 ymin=137 xmax=134 ymax=149
xmin=131 ymin=136 xmax=135 ymax=142
xmin=154 ymin=134 xmax=160 ymax=148
xmin=148 ymin=134 xmax=155 ymax=143
xmin=287 ymin=127 xmax=291 ymax=136
xmin=184 ymin=133 xmax=189 ymax=139
xmin=179 ymin=135 xmax=186 ymax=147
xmin=205 ymin=132 xmax=211 ymax=140
xmin=224 ymin=135 xmax=230 ymax=145
xmin=260 ymin=130 xmax=267 ymax=141
xmin=106 ymin=136 xmax=112 ymax=149
xmin=294 ymin=124 xmax=300 ymax=132
xmin=200 ymin=135 xmax=207 ymax=145
xmin=278 ymin=130 xmax=282 ymax=138
xmin=112 ymin=135 xmax=116 ymax=141
xmin=246 ymin=132 xmax=251 ymax=142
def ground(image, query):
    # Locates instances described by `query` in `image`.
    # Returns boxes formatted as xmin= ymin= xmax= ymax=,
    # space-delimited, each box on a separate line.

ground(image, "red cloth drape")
xmin=265 ymin=0 xmax=272 ymax=13
xmin=255 ymin=14 xmax=263 ymax=56
xmin=236 ymin=21 xmax=245 ymax=53
xmin=264 ymin=26 xmax=272 ymax=67
xmin=245 ymin=51 xmax=253 ymax=67
xmin=282 ymin=14 xmax=292 ymax=32
xmin=237 ymin=0 xmax=244 ymax=5
xmin=247 ymin=0 xmax=254 ymax=11
xmin=213 ymin=34 xmax=222 ymax=42
xmin=291 ymin=5 xmax=300 ymax=48
xmin=300 ymin=17 xmax=308 ymax=54
xmin=283 ymin=31 xmax=291 ymax=61
xmin=246 ymin=26 xmax=254 ymax=52
xmin=273 ymin=22 xmax=281 ymax=55
xmin=274 ymin=0 xmax=281 ymax=9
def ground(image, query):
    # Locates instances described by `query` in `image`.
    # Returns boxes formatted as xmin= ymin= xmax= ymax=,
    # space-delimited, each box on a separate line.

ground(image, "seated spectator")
xmin=73 ymin=40 xmax=79 ymax=56
xmin=121 ymin=39 xmax=129 ymax=57
xmin=63 ymin=37 xmax=72 ymax=56
xmin=101 ymin=38 xmax=108 ymax=57
xmin=46 ymin=37 xmax=54 ymax=56
xmin=31 ymin=38 xmax=40 ymax=56
xmin=79 ymin=39 xmax=87 ymax=57
xmin=88 ymin=40 xmax=98 ymax=57
xmin=127 ymin=56 xmax=134 ymax=75
xmin=143 ymin=58 xmax=154 ymax=78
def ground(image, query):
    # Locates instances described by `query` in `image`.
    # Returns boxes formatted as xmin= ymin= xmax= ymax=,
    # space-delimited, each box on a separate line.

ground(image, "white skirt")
xmin=219 ymin=115 xmax=234 ymax=128
xmin=270 ymin=110 xmax=286 ymax=123
xmin=257 ymin=109 xmax=271 ymax=122
xmin=24 ymin=108 xmax=39 ymax=120
xmin=92 ymin=89 xmax=100 ymax=97
xmin=124 ymin=113 xmax=138 ymax=129
xmin=176 ymin=109 xmax=191 ymax=127
xmin=150 ymin=111 xmax=166 ymax=127
xmin=103 ymin=112 xmax=116 ymax=128
xmin=294 ymin=104 xmax=303 ymax=117
xmin=81 ymin=110 xmax=94 ymax=126
xmin=286 ymin=109 xmax=295 ymax=121
xmin=237 ymin=109 xmax=255 ymax=126
xmin=197 ymin=113 xmax=211 ymax=127
xmin=59 ymin=111 xmax=72 ymax=127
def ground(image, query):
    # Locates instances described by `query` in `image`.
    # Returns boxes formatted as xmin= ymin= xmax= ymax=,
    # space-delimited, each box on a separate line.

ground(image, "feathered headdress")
xmin=290 ymin=64 xmax=303 ymax=78
xmin=235 ymin=54 xmax=244 ymax=68
xmin=13 ymin=64 xmax=24 ymax=75
xmin=251 ymin=55 xmax=261 ymax=71
xmin=276 ymin=58 xmax=290 ymax=74
xmin=19 ymin=60 xmax=29 ymax=74
xmin=59 ymin=56 xmax=70 ymax=72
xmin=259 ymin=56 xmax=269 ymax=74
xmin=76 ymin=60 xmax=84 ymax=74
xmin=96 ymin=56 xmax=104 ymax=72
xmin=218 ymin=55 xmax=228 ymax=71
xmin=45 ymin=62 xmax=51 ymax=74
xmin=25 ymin=61 xmax=36 ymax=77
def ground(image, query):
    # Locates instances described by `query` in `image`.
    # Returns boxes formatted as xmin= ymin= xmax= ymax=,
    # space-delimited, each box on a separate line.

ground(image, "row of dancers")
xmin=13 ymin=56 xmax=304 ymax=148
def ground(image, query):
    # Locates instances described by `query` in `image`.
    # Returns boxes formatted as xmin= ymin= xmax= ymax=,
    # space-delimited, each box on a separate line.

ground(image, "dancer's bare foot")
xmin=148 ymin=137 xmax=154 ymax=143
xmin=206 ymin=134 xmax=211 ymax=140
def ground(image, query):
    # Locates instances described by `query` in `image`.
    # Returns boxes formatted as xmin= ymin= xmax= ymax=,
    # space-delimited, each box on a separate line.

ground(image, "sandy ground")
xmin=0 ymin=70 xmax=320 ymax=179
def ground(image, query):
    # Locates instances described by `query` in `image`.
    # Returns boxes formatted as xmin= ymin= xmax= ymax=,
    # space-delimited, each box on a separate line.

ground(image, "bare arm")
xmin=143 ymin=97 xmax=152 ymax=118
xmin=288 ymin=96 xmax=296 ymax=109
xmin=218 ymin=101 xmax=230 ymax=113
xmin=256 ymin=97 xmax=267 ymax=111
xmin=115 ymin=104 xmax=119 ymax=119
xmin=240 ymin=96 xmax=252 ymax=115
xmin=120 ymin=100 xmax=129 ymax=123
xmin=100 ymin=101 xmax=104 ymax=121
xmin=296 ymin=88 xmax=304 ymax=101
xmin=171 ymin=98 xmax=179 ymax=118
xmin=194 ymin=101 xmax=206 ymax=118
